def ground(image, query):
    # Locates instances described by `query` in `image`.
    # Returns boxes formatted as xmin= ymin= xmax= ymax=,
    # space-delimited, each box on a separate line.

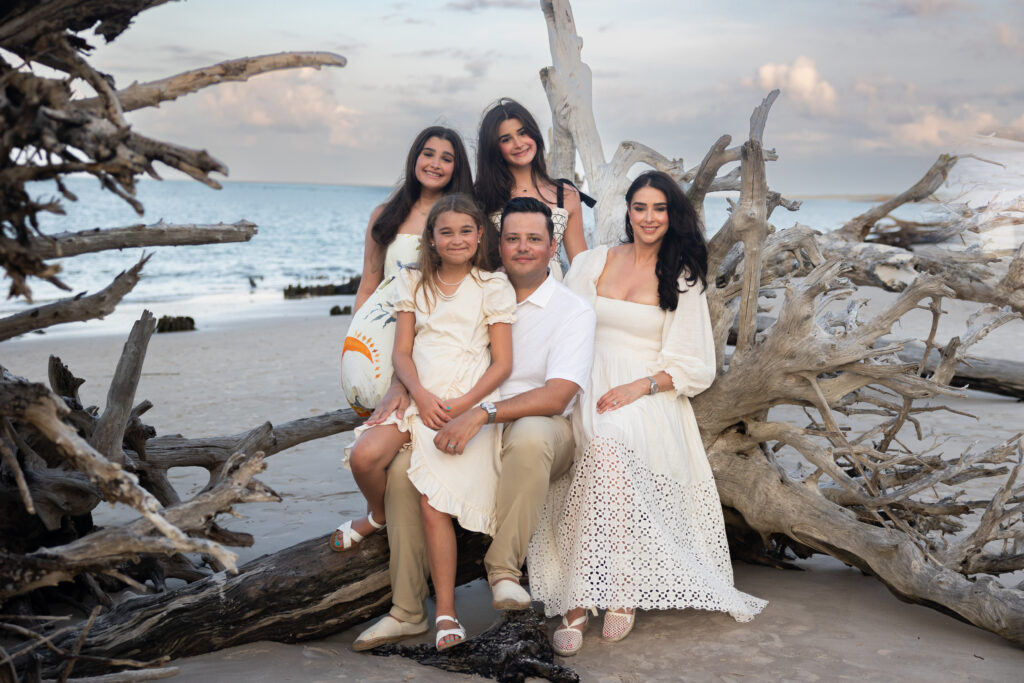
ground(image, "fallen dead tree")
xmin=0 ymin=1 xmax=351 ymax=679
xmin=30 ymin=531 xmax=489 ymax=675
xmin=539 ymin=0 xmax=1024 ymax=650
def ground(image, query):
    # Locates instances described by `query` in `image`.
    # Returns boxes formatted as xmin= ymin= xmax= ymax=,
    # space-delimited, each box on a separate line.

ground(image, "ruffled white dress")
xmin=526 ymin=246 xmax=766 ymax=621
xmin=348 ymin=267 xmax=516 ymax=535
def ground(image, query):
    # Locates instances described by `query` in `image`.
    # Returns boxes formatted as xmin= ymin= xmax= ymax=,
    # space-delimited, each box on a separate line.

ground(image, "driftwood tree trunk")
xmin=0 ymin=2 xmax=350 ymax=679
xmin=537 ymin=0 xmax=1024 ymax=653
xmin=31 ymin=532 xmax=489 ymax=677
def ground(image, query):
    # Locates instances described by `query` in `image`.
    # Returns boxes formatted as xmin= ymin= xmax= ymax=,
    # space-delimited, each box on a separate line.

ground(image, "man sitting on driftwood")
xmin=353 ymin=197 xmax=596 ymax=650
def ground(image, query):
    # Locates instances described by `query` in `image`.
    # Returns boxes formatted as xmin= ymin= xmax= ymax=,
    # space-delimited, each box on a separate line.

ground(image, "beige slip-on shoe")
xmin=352 ymin=614 xmax=428 ymax=651
xmin=490 ymin=579 xmax=532 ymax=610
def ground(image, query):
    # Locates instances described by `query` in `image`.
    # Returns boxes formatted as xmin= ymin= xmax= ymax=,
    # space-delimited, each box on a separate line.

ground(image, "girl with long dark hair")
xmin=353 ymin=126 xmax=473 ymax=311
xmin=474 ymin=98 xmax=590 ymax=278
xmin=342 ymin=127 xmax=473 ymax=416
xmin=526 ymin=171 xmax=765 ymax=656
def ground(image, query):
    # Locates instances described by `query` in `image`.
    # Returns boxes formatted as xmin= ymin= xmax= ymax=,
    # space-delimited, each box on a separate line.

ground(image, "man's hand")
xmin=434 ymin=405 xmax=488 ymax=455
xmin=365 ymin=381 xmax=410 ymax=425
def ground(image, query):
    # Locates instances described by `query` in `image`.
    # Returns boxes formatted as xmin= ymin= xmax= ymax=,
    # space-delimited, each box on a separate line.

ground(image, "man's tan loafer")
xmin=352 ymin=614 xmax=428 ymax=651
xmin=491 ymin=579 xmax=532 ymax=610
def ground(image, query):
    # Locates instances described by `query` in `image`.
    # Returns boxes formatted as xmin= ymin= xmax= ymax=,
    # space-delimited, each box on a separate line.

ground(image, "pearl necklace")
xmin=435 ymin=272 xmax=467 ymax=300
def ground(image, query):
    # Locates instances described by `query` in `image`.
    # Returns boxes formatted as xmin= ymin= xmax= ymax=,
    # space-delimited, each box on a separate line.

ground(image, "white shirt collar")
xmin=518 ymin=273 xmax=557 ymax=308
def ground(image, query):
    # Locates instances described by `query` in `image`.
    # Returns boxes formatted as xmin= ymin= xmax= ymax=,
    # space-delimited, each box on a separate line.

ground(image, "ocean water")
xmin=6 ymin=176 xmax=943 ymax=313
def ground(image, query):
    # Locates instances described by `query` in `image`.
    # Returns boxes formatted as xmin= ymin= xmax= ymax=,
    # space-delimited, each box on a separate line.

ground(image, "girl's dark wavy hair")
xmin=473 ymin=98 xmax=554 ymax=216
xmin=370 ymin=126 xmax=473 ymax=247
xmin=623 ymin=171 xmax=708 ymax=311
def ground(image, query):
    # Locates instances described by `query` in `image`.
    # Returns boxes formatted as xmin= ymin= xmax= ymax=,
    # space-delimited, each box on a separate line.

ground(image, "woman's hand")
xmin=596 ymin=380 xmax=648 ymax=414
xmin=416 ymin=390 xmax=453 ymax=430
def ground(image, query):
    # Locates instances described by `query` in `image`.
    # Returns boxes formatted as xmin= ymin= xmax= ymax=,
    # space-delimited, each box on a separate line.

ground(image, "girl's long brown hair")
xmin=413 ymin=194 xmax=492 ymax=311
xmin=370 ymin=126 xmax=473 ymax=248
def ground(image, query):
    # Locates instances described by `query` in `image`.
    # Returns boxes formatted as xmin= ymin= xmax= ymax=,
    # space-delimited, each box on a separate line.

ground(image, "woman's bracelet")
xmin=646 ymin=376 xmax=659 ymax=395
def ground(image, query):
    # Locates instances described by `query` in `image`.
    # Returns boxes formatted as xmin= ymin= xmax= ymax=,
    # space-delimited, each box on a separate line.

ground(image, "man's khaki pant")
xmin=385 ymin=415 xmax=574 ymax=623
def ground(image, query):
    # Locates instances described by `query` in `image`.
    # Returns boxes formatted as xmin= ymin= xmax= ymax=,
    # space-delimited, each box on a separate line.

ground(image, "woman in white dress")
xmin=474 ymin=98 xmax=591 ymax=278
xmin=527 ymin=171 xmax=766 ymax=656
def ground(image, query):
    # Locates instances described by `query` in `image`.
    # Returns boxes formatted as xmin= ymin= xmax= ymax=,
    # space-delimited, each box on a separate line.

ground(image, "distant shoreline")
xmin=38 ymin=175 xmax=907 ymax=200
xmin=787 ymin=193 xmax=897 ymax=202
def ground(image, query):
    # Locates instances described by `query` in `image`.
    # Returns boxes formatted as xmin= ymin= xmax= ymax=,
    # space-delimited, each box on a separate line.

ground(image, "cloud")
xmin=398 ymin=48 xmax=498 ymax=79
xmin=196 ymin=70 xmax=360 ymax=146
xmin=995 ymin=22 xmax=1024 ymax=52
xmin=853 ymin=78 xmax=878 ymax=100
xmin=989 ymin=112 xmax=1024 ymax=142
xmin=755 ymin=56 xmax=837 ymax=115
xmin=893 ymin=106 xmax=1001 ymax=147
xmin=445 ymin=0 xmax=532 ymax=10
xmin=881 ymin=0 xmax=966 ymax=16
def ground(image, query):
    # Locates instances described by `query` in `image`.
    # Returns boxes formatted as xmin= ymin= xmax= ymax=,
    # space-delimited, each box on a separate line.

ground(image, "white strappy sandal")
xmin=434 ymin=614 xmax=466 ymax=651
xmin=329 ymin=511 xmax=385 ymax=552
xmin=552 ymin=608 xmax=596 ymax=657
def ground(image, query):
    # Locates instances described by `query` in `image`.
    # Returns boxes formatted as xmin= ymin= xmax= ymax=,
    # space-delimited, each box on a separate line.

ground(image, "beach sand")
xmin=3 ymin=291 xmax=1022 ymax=682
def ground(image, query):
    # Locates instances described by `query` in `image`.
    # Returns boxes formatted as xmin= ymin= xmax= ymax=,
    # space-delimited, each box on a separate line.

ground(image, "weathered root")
xmin=33 ymin=530 xmax=491 ymax=677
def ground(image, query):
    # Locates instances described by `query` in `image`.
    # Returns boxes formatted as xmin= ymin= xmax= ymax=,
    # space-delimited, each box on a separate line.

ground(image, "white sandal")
xmin=434 ymin=614 xmax=466 ymax=651
xmin=552 ymin=608 xmax=596 ymax=657
xmin=329 ymin=511 xmax=385 ymax=552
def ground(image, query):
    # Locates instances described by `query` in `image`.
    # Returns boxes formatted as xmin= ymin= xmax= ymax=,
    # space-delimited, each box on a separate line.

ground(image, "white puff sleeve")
xmin=480 ymin=270 xmax=516 ymax=325
xmin=654 ymin=277 xmax=716 ymax=398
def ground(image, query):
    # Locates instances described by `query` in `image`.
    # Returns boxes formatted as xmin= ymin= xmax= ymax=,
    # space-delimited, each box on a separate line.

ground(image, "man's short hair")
xmin=499 ymin=196 xmax=555 ymax=239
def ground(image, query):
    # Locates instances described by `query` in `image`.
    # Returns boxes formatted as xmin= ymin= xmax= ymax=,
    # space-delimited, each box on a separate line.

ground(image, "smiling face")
xmin=431 ymin=210 xmax=481 ymax=267
xmin=628 ymin=186 xmax=670 ymax=247
xmin=496 ymin=118 xmax=537 ymax=169
xmin=499 ymin=211 xmax=555 ymax=285
xmin=414 ymin=136 xmax=456 ymax=191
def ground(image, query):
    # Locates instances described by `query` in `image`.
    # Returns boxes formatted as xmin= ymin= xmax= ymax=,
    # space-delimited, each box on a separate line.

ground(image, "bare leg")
xmin=420 ymin=494 xmax=462 ymax=647
xmin=346 ymin=424 xmax=409 ymax=537
xmin=564 ymin=607 xmax=587 ymax=632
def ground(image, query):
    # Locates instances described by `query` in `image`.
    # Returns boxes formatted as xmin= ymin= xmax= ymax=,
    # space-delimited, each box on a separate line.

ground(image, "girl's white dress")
xmin=526 ymin=245 xmax=767 ymax=621
xmin=349 ymin=266 xmax=516 ymax=535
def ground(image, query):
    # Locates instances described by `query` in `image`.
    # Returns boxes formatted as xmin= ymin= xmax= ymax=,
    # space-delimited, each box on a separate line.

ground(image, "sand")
xmin=3 ymin=291 xmax=1023 ymax=682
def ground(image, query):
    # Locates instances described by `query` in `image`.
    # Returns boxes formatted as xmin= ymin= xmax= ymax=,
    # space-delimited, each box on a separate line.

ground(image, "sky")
xmin=77 ymin=0 xmax=1024 ymax=195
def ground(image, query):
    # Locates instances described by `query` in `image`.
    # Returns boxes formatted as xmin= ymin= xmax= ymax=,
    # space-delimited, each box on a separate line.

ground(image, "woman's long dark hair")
xmin=474 ymin=98 xmax=555 ymax=215
xmin=624 ymin=171 xmax=708 ymax=311
xmin=370 ymin=126 xmax=473 ymax=247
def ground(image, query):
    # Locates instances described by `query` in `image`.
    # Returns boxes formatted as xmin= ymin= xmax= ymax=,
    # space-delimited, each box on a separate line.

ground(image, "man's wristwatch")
xmin=479 ymin=401 xmax=497 ymax=424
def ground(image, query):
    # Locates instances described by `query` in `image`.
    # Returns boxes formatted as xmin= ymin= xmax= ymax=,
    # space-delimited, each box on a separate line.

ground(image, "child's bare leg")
xmin=346 ymin=424 xmax=409 ymax=537
xmin=420 ymin=495 xmax=461 ymax=647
